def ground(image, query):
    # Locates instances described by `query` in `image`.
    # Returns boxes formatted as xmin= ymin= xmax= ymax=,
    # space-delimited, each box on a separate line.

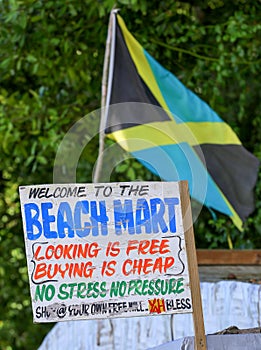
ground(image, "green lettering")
xmin=176 ymin=278 xmax=184 ymax=294
xmin=58 ymin=283 xmax=69 ymax=300
xmin=68 ymin=283 xmax=77 ymax=298
xmin=35 ymin=285 xmax=45 ymax=302
xmin=110 ymin=281 xmax=120 ymax=297
xmin=35 ymin=284 xmax=55 ymax=301
xmin=119 ymin=281 xmax=127 ymax=296
xmin=77 ymin=282 xmax=87 ymax=298
xmin=100 ymin=281 xmax=107 ymax=297
xmin=141 ymin=279 xmax=149 ymax=295
xmin=134 ymin=280 xmax=143 ymax=295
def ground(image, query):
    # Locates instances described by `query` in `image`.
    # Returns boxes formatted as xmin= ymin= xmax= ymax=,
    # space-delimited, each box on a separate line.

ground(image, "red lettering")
xmin=33 ymin=246 xmax=44 ymax=261
xmin=148 ymin=299 xmax=166 ymax=314
xmin=122 ymin=259 xmax=132 ymax=276
xmin=32 ymin=262 xmax=95 ymax=281
xmin=32 ymin=243 xmax=100 ymax=261
xmin=46 ymin=245 xmax=54 ymax=259
xmin=138 ymin=240 xmax=150 ymax=254
xmin=126 ymin=239 xmax=170 ymax=256
xmin=106 ymin=241 xmax=120 ymax=257
xmin=47 ymin=263 xmax=58 ymax=279
xmin=54 ymin=245 xmax=63 ymax=259
xmin=34 ymin=263 xmax=46 ymax=280
xmin=163 ymin=257 xmax=175 ymax=272
xmin=122 ymin=256 xmax=175 ymax=276
xmin=126 ymin=240 xmax=139 ymax=255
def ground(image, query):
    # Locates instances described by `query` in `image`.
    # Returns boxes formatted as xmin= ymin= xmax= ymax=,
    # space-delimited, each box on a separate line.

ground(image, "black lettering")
xmin=29 ymin=187 xmax=41 ymax=199
xmin=35 ymin=306 xmax=50 ymax=319
xmin=185 ymin=298 xmax=192 ymax=309
xmin=139 ymin=185 xmax=149 ymax=196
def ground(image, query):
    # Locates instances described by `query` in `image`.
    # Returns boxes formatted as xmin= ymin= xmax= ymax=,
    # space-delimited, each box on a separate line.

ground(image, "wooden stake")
xmin=179 ymin=181 xmax=207 ymax=350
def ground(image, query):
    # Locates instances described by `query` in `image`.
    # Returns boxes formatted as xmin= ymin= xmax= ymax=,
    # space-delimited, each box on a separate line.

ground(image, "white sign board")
xmin=19 ymin=182 xmax=192 ymax=322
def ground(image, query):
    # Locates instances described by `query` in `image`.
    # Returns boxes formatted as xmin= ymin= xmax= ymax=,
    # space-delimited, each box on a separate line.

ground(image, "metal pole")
xmin=93 ymin=9 xmax=118 ymax=183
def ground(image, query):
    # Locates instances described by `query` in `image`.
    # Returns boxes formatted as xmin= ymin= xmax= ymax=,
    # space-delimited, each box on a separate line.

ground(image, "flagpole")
xmin=93 ymin=9 xmax=117 ymax=183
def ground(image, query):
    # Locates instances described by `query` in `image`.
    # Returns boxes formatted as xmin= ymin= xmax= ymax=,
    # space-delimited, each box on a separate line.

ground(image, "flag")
xmin=104 ymin=12 xmax=260 ymax=230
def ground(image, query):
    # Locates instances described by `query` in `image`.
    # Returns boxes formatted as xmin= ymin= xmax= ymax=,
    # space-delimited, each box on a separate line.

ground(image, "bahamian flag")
xmin=104 ymin=12 xmax=260 ymax=230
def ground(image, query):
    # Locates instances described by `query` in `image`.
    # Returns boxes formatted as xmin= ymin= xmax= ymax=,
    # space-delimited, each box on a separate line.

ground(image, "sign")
xmin=19 ymin=182 xmax=193 ymax=323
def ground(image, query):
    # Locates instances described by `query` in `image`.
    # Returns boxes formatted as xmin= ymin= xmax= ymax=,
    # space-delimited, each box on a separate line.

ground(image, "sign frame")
xmin=19 ymin=180 xmax=206 ymax=350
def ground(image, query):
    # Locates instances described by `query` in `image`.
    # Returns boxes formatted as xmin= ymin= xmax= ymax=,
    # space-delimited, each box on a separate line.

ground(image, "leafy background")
xmin=0 ymin=0 xmax=260 ymax=349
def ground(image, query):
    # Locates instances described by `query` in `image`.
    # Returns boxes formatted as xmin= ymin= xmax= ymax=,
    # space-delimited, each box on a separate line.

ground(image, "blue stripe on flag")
xmin=132 ymin=142 xmax=232 ymax=216
xmin=144 ymin=50 xmax=223 ymax=124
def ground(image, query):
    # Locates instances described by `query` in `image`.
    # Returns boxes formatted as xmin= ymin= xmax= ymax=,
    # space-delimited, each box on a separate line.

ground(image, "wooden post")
xmin=179 ymin=181 xmax=207 ymax=350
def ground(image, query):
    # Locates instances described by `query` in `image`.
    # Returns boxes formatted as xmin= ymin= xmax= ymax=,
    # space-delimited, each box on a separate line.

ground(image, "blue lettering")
xmin=164 ymin=198 xmax=179 ymax=233
xmin=24 ymin=196 xmax=179 ymax=240
xmin=150 ymin=198 xmax=168 ymax=233
xmin=74 ymin=201 xmax=91 ymax=237
xmin=41 ymin=202 xmax=57 ymax=238
xmin=57 ymin=202 xmax=74 ymax=238
xmin=90 ymin=201 xmax=108 ymax=236
xmin=113 ymin=200 xmax=135 ymax=235
xmin=24 ymin=203 xmax=42 ymax=240
xmin=136 ymin=198 xmax=151 ymax=234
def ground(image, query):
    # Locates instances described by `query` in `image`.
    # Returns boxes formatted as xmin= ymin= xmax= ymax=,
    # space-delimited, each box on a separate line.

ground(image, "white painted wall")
xmin=38 ymin=281 xmax=261 ymax=350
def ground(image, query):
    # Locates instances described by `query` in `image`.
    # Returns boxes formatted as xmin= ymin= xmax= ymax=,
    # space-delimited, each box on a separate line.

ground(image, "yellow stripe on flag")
xmin=117 ymin=15 xmax=170 ymax=113
xmin=108 ymin=121 xmax=241 ymax=152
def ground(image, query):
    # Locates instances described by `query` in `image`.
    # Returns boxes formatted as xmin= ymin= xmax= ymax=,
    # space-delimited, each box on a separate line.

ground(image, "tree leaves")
xmin=0 ymin=1 xmax=260 ymax=349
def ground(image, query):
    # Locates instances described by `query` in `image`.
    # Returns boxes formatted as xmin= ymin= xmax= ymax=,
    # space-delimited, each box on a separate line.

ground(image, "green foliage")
xmin=0 ymin=0 xmax=260 ymax=349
